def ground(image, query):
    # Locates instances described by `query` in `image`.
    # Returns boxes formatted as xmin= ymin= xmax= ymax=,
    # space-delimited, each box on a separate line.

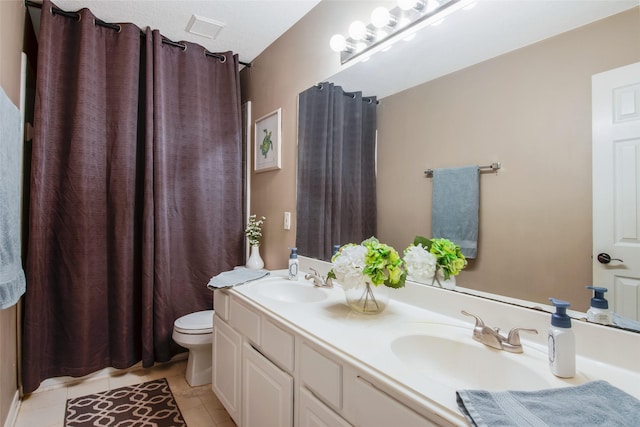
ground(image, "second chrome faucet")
xmin=461 ymin=310 xmax=537 ymax=353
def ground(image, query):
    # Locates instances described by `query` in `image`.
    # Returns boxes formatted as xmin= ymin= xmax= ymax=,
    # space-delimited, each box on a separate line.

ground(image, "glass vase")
xmin=344 ymin=282 xmax=389 ymax=314
xmin=432 ymin=271 xmax=456 ymax=290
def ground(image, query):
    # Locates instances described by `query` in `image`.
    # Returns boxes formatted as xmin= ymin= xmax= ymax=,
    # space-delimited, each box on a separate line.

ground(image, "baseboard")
xmin=3 ymin=390 xmax=20 ymax=427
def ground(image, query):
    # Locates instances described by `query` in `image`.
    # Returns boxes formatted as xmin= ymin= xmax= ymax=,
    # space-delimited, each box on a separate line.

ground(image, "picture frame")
xmin=254 ymin=108 xmax=282 ymax=172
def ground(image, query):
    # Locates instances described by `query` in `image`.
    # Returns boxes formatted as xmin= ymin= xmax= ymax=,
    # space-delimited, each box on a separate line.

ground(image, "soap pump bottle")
xmin=548 ymin=298 xmax=575 ymax=378
xmin=288 ymin=247 xmax=299 ymax=281
xmin=585 ymin=286 xmax=612 ymax=325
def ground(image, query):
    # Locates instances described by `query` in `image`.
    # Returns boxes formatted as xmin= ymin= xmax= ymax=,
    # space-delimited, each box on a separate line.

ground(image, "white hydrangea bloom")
xmin=404 ymin=244 xmax=437 ymax=283
xmin=332 ymin=244 xmax=368 ymax=290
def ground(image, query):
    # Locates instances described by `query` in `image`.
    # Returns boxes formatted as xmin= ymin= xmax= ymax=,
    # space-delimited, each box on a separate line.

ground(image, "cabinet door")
xmin=299 ymin=387 xmax=351 ymax=427
xmin=243 ymin=342 xmax=293 ymax=427
xmin=212 ymin=315 xmax=242 ymax=425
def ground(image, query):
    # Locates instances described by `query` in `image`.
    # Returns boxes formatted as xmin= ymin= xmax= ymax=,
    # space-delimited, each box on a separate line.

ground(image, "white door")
xmin=592 ymin=61 xmax=640 ymax=322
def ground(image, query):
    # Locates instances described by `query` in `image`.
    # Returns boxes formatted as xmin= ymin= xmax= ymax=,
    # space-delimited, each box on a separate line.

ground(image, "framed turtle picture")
xmin=254 ymin=108 xmax=282 ymax=172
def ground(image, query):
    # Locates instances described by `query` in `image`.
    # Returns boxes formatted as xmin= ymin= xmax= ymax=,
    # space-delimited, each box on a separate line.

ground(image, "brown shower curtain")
xmin=142 ymin=30 xmax=243 ymax=364
xmin=22 ymin=0 xmax=243 ymax=394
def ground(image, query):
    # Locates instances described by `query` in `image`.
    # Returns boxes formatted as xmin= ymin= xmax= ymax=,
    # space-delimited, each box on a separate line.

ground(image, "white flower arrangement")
xmin=328 ymin=244 xmax=369 ymax=291
xmin=403 ymin=244 xmax=437 ymax=283
xmin=404 ymin=236 xmax=467 ymax=287
xmin=244 ymin=214 xmax=266 ymax=247
xmin=328 ymin=237 xmax=406 ymax=291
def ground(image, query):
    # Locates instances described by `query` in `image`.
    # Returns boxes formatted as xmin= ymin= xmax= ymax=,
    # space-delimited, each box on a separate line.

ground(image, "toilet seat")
xmin=174 ymin=310 xmax=214 ymax=335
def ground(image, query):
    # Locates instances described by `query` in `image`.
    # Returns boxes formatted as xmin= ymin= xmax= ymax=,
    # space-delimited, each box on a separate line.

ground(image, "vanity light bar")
xmin=424 ymin=162 xmax=501 ymax=177
xmin=330 ymin=0 xmax=473 ymax=65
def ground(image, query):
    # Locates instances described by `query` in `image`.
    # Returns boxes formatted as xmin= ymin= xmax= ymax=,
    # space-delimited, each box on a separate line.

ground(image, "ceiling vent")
xmin=186 ymin=14 xmax=226 ymax=39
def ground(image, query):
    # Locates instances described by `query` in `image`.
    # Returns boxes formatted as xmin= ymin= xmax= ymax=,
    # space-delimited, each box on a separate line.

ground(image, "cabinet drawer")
xmin=299 ymin=387 xmax=351 ymax=427
xmin=213 ymin=290 xmax=230 ymax=321
xmin=300 ymin=343 xmax=342 ymax=410
xmin=229 ymin=298 xmax=260 ymax=345
xmin=261 ymin=319 xmax=294 ymax=372
xmin=351 ymin=376 xmax=436 ymax=427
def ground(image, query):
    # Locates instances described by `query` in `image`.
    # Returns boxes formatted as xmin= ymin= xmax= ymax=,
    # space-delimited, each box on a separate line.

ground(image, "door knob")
xmin=597 ymin=253 xmax=623 ymax=264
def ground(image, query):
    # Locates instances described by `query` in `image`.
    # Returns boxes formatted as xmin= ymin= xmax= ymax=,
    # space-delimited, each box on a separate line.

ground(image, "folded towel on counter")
xmin=0 ymin=87 xmax=26 ymax=309
xmin=432 ymin=166 xmax=479 ymax=258
xmin=206 ymin=267 xmax=270 ymax=289
xmin=456 ymin=380 xmax=640 ymax=427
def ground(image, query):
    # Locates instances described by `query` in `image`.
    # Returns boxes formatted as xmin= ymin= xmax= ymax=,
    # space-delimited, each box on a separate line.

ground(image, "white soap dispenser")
xmin=548 ymin=298 xmax=575 ymax=378
xmin=288 ymin=247 xmax=299 ymax=281
xmin=585 ymin=286 xmax=612 ymax=325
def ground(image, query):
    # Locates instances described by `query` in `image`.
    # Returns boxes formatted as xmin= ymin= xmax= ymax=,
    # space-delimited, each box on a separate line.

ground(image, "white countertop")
xmin=228 ymin=268 xmax=640 ymax=425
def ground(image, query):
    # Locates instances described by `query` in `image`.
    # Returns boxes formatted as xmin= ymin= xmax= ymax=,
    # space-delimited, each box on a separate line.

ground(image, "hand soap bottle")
xmin=548 ymin=298 xmax=575 ymax=378
xmin=585 ymin=286 xmax=612 ymax=325
xmin=288 ymin=247 xmax=299 ymax=281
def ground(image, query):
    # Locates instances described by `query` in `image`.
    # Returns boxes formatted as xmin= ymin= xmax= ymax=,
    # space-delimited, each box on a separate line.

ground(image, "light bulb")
xmin=348 ymin=20 xmax=368 ymax=40
xmin=371 ymin=7 xmax=391 ymax=28
xmin=329 ymin=34 xmax=347 ymax=52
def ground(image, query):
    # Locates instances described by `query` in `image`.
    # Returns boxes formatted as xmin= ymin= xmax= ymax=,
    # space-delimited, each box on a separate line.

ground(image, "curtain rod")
xmin=424 ymin=162 xmax=501 ymax=177
xmin=24 ymin=0 xmax=252 ymax=67
xmin=314 ymin=83 xmax=379 ymax=105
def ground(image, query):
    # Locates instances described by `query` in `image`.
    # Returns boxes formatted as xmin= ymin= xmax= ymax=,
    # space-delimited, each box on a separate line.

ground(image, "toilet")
xmin=172 ymin=310 xmax=214 ymax=387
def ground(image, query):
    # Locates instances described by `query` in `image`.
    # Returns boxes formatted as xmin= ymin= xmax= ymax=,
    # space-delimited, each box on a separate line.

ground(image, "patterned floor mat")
xmin=64 ymin=378 xmax=187 ymax=426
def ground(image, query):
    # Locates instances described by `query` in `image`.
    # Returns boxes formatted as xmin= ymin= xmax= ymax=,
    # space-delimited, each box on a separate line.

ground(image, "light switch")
xmin=284 ymin=212 xmax=291 ymax=230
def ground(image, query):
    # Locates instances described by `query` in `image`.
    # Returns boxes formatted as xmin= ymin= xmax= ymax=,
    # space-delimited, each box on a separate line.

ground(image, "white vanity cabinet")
xmin=212 ymin=290 xmax=294 ymax=427
xmin=212 ymin=288 xmax=442 ymax=427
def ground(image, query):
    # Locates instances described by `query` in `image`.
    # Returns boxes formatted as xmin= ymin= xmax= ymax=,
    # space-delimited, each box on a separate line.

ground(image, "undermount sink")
xmin=254 ymin=280 xmax=328 ymax=303
xmin=390 ymin=323 xmax=562 ymax=391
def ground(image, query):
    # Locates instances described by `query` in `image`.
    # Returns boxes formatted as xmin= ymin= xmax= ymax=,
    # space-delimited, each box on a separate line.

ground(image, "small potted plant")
xmin=245 ymin=214 xmax=266 ymax=269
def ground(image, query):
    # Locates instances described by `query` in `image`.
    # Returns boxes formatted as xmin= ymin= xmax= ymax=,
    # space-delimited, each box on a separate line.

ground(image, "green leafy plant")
xmin=245 ymin=214 xmax=266 ymax=246
xmin=328 ymin=237 xmax=406 ymax=289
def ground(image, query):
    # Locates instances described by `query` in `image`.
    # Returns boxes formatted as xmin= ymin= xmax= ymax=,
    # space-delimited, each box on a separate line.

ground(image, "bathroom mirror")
xmin=296 ymin=0 xmax=640 ymax=328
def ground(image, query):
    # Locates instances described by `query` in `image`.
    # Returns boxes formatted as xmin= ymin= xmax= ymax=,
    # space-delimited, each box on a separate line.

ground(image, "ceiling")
xmin=29 ymin=0 xmax=322 ymax=65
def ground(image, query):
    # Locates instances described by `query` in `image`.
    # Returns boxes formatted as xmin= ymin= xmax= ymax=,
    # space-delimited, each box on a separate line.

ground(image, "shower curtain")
xmin=22 ymin=0 xmax=243 ymax=393
xmin=296 ymin=83 xmax=377 ymax=260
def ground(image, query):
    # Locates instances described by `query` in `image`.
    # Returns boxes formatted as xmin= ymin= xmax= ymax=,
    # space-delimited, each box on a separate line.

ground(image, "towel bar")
xmin=424 ymin=162 xmax=501 ymax=178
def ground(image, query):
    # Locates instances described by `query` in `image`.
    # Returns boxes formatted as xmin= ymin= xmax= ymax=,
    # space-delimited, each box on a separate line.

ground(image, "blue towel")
xmin=456 ymin=380 xmax=640 ymax=427
xmin=206 ymin=267 xmax=270 ymax=289
xmin=0 ymin=87 xmax=26 ymax=309
xmin=432 ymin=166 xmax=479 ymax=258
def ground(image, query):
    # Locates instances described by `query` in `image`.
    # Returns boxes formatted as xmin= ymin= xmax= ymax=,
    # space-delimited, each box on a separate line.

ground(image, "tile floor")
xmin=13 ymin=359 xmax=235 ymax=427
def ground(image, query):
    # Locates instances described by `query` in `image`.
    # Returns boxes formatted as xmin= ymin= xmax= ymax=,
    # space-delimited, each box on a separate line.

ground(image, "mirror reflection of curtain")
xmin=22 ymin=0 xmax=243 ymax=394
xmin=296 ymin=83 xmax=377 ymax=260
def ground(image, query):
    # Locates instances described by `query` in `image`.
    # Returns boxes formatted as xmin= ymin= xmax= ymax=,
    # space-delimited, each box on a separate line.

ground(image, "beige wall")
xmin=243 ymin=4 xmax=640 ymax=310
xmin=0 ymin=0 xmax=25 ymax=423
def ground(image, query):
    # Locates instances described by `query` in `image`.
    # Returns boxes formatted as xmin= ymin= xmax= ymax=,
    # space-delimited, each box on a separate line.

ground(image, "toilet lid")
xmin=174 ymin=310 xmax=214 ymax=334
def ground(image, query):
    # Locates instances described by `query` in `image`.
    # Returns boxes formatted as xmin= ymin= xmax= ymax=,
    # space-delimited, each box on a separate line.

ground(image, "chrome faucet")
xmin=461 ymin=311 xmax=537 ymax=353
xmin=304 ymin=268 xmax=333 ymax=288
